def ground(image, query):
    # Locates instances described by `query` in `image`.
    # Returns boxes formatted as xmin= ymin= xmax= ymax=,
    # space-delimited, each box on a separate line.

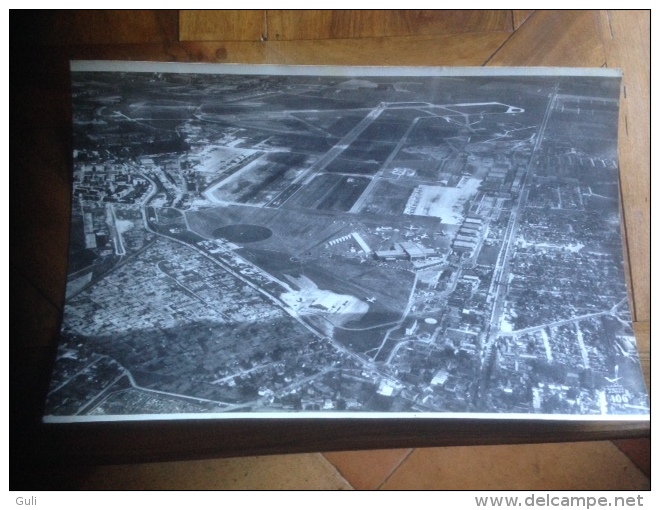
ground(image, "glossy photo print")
xmin=44 ymin=62 xmax=649 ymax=421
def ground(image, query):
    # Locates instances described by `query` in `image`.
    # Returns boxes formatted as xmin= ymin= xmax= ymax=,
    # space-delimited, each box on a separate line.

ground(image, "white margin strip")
xmin=43 ymin=411 xmax=650 ymax=423
xmin=70 ymin=60 xmax=623 ymax=78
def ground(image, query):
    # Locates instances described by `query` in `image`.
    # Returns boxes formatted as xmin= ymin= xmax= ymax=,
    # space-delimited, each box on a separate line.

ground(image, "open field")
xmin=209 ymin=152 xmax=308 ymax=206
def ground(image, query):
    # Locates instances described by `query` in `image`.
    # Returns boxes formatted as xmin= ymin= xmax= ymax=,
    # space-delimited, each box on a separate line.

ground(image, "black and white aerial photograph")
xmin=44 ymin=62 xmax=649 ymax=421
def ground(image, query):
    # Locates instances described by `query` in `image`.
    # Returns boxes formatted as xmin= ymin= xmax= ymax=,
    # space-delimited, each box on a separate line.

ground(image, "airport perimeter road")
xmin=481 ymin=86 xmax=559 ymax=368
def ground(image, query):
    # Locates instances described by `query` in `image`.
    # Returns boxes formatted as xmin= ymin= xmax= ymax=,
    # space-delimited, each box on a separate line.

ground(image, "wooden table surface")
xmin=11 ymin=10 xmax=649 ymax=481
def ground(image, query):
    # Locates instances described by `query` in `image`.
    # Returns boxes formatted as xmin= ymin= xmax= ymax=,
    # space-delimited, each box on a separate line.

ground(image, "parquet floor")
xmin=10 ymin=10 xmax=649 ymax=489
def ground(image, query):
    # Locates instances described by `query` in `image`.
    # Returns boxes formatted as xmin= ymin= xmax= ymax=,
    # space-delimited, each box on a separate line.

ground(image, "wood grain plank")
xmin=601 ymin=10 xmax=650 ymax=322
xmin=266 ymin=10 xmax=512 ymax=41
xmin=49 ymin=32 xmax=510 ymax=67
xmin=487 ymin=10 xmax=605 ymax=67
xmin=512 ymin=10 xmax=534 ymax=30
xmin=260 ymin=33 xmax=511 ymax=66
xmin=50 ymin=41 xmax=265 ymax=64
xmin=611 ymin=437 xmax=650 ymax=478
xmin=179 ymin=10 xmax=266 ymax=41
xmin=632 ymin=322 xmax=650 ymax=392
xmin=12 ymin=10 xmax=178 ymax=46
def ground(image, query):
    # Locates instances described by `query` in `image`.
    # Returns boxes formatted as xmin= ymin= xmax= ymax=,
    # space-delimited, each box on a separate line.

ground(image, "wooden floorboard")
xmin=41 ymin=32 xmax=511 ymax=67
xmin=264 ymin=10 xmax=513 ymax=41
xmin=512 ymin=10 xmax=535 ymax=30
xmin=179 ymin=10 xmax=265 ymax=42
xmin=259 ymin=33 xmax=511 ymax=66
xmin=487 ymin=10 xmax=606 ymax=67
xmin=179 ymin=10 xmax=513 ymax=42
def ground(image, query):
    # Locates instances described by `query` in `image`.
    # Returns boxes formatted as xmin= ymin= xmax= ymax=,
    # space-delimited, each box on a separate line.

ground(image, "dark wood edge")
xmin=40 ymin=418 xmax=650 ymax=465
